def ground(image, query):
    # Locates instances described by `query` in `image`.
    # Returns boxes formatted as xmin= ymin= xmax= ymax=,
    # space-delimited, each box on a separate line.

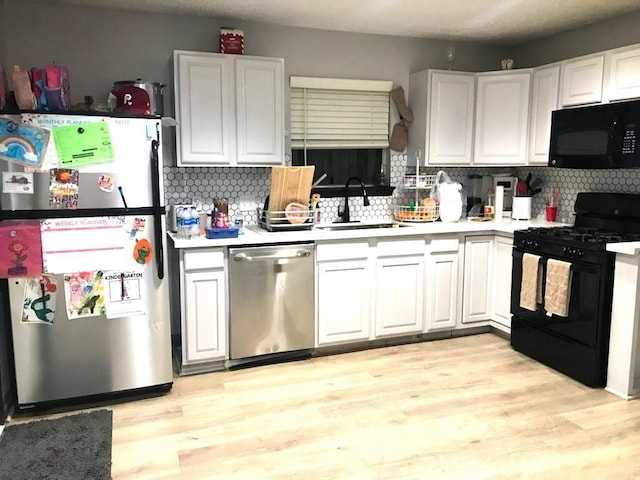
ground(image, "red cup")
xmin=545 ymin=206 xmax=558 ymax=222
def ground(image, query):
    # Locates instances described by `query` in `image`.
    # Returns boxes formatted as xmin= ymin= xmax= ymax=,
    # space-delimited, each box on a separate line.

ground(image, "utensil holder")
xmin=512 ymin=196 xmax=531 ymax=220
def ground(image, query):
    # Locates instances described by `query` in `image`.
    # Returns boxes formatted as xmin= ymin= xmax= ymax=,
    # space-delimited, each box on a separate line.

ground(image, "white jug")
xmin=438 ymin=182 xmax=463 ymax=223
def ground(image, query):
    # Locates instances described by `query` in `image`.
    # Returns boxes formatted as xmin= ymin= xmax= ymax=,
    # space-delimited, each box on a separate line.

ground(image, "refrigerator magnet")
xmin=129 ymin=217 xmax=146 ymax=239
xmin=133 ymin=239 xmax=152 ymax=265
xmin=97 ymin=174 xmax=115 ymax=192
xmin=49 ymin=168 xmax=79 ymax=209
xmin=2 ymin=171 xmax=34 ymax=194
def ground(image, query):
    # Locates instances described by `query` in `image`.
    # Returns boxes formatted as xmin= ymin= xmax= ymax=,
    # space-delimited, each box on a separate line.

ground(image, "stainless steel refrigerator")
xmin=0 ymin=112 xmax=172 ymax=408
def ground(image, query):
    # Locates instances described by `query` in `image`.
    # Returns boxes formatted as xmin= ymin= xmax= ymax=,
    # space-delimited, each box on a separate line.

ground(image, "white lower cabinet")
xmin=374 ymin=239 xmax=425 ymax=337
xmin=491 ymin=235 xmax=514 ymax=331
xmin=462 ymin=235 xmax=494 ymax=324
xmin=426 ymin=236 xmax=462 ymax=331
xmin=316 ymin=238 xmax=427 ymax=346
xmin=316 ymin=241 xmax=371 ymax=346
xmin=181 ymin=249 xmax=228 ymax=364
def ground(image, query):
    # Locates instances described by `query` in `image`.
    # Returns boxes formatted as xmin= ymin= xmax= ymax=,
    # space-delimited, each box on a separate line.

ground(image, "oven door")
xmin=510 ymin=248 xmax=609 ymax=346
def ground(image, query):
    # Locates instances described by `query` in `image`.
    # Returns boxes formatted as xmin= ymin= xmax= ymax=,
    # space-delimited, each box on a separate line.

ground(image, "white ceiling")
xmin=36 ymin=0 xmax=640 ymax=44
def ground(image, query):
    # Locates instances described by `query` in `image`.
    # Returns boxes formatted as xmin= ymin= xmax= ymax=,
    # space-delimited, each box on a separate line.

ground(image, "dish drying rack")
xmin=257 ymin=207 xmax=317 ymax=232
xmin=393 ymin=150 xmax=439 ymax=223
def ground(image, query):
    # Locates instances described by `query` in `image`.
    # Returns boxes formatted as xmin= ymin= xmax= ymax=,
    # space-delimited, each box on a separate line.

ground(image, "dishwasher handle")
xmin=233 ymin=250 xmax=311 ymax=262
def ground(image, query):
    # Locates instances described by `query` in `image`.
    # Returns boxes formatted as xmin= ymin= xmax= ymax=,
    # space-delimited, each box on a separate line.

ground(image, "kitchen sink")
xmin=315 ymin=222 xmax=409 ymax=231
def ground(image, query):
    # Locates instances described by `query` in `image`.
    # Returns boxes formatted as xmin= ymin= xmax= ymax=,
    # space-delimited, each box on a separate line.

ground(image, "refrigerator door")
xmin=8 ymin=214 xmax=172 ymax=406
xmin=0 ymin=114 xmax=164 ymax=211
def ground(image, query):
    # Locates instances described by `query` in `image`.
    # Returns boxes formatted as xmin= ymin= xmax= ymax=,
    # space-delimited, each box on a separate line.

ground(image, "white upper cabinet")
xmin=174 ymin=52 xmax=234 ymax=166
xmin=234 ymin=57 xmax=284 ymax=165
xmin=560 ymin=54 xmax=604 ymax=106
xmin=174 ymin=51 xmax=284 ymax=167
xmin=528 ymin=64 xmax=560 ymax=165
xmin=474 ymin=71 xmax=531 ymax=166
xmin=408 ymin=69 xmax=475 ymax=165
xmin=605 ymin=45 xmax=640 ymax=102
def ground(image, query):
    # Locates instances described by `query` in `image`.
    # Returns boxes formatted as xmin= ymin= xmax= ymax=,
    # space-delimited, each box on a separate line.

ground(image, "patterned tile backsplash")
xmin=163 ymin=158 xmax=640 ymax=226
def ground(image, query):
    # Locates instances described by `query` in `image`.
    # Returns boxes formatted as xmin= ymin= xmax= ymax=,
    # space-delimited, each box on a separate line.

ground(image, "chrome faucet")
xmin=338 ymin=177 xmax=370 ymax=223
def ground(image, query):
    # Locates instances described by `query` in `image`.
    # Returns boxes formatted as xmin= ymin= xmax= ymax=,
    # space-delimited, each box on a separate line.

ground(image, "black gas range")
xmin=510 ymin=192 xmax=640 ymax=387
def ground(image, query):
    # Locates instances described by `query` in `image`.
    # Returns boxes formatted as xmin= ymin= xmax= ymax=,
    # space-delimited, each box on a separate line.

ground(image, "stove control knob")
xmin=576 ymin=249 xmax=584 ymax=258
xmin=562 ymin=246 xmax=569 ymax=254
xmin=533 ymin=241 xmax=540 ymax=248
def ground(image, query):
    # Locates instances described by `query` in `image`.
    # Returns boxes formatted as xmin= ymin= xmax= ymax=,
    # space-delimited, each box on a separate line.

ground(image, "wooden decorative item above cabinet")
xmin=173 ymin=51 xmax=284 ymax=167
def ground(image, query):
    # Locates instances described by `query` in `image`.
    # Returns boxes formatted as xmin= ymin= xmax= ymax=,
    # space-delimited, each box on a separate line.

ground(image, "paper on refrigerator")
xmin=22 ymin=275 xmax=58 ymax=324
xmin=103 ymin=269 xmax=146 ymax=319
xmin=40 ymin=217 xmax=130 ymax=274
xmin=63 ymin=271 xmax=106 ymax=319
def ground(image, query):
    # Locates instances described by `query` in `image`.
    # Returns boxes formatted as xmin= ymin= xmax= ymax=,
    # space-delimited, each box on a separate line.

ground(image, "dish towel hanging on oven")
xmin=519 ymin=253 xmax=542 ymax=311
xmin=544 ymin=259 xmax=573 ymax=317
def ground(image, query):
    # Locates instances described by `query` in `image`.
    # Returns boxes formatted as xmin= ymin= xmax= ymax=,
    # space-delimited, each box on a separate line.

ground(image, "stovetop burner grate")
xmin=518 ymin=226 xmax=640 ymax=248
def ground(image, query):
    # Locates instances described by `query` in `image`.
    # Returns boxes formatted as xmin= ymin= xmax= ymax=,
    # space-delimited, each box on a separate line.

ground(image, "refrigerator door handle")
xmin=150 ymin=136 xmax=165 ymax=280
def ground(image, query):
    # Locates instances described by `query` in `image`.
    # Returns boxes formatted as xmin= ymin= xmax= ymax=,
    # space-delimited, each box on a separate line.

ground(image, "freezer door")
xmin=1 ymin=115 xmax=164 ymax=211
xmin=8 ymin=214 xmax=172 ymax=406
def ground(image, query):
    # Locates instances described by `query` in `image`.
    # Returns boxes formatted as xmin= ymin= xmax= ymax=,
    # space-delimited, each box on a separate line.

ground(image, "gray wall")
xmin=514 ymin=10 xmax=640 ymax=67
xmin=2 ymin=0 xmax=507 ymax=117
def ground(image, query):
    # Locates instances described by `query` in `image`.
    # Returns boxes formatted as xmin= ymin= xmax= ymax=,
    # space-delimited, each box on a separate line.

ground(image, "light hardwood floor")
xmin=16 ymin=333 xmax=640 ymax=479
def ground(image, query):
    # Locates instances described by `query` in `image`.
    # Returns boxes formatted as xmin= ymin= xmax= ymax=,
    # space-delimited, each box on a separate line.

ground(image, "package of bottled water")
xmin=189 ymin=205 xmax=200 ymax=238
xmin=177 ymin=206 xmax=192 ymax=239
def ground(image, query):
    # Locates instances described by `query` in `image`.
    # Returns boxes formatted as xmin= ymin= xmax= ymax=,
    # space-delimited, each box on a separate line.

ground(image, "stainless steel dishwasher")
xmin=229 ymin=243 xmax=314 ymax=364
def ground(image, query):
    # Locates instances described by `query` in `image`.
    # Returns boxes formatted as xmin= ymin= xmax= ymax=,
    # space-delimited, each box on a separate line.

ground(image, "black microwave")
xmin=549 ymin=99 xmax=640 ymax=169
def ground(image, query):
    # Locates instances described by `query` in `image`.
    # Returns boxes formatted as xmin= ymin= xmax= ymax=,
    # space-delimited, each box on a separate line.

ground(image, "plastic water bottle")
xmin=189 ymin=205 xmax=200 ymax=238
xmin=178 ymin=206 xmax=191 ymax=239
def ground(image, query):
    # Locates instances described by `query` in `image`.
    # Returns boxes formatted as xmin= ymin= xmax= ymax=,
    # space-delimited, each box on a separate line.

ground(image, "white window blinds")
xmin=290 ymin=76 xmax=393 ymax=149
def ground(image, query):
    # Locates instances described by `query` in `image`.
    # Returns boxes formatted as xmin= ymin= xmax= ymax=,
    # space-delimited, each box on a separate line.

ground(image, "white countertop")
xmin=607 ymin=242 xmax=640 ymax=256
xmin=168 ymin=217 xmax=565 ymax=249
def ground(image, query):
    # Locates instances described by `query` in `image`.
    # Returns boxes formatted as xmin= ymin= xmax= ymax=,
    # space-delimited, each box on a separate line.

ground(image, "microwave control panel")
xmin=623 ymin=123 xmax=637 ymax=155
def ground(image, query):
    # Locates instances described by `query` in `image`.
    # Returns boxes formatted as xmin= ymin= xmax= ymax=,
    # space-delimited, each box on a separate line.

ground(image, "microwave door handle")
xmin=607 ymin=116 xmax=621 ymax=167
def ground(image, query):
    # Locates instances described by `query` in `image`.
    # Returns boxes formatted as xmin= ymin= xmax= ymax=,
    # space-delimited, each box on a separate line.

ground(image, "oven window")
xmin=511 ymin=250 xmax=604 ymax=346
xmin=557 ymin=131 xmax=608 ymax=155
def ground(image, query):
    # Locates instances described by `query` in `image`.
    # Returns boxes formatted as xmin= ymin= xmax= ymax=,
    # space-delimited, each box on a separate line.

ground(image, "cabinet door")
xmin=317 ymin=260 xmax=370 ymax=346
xmin=560 ymin=55 xmax=604 ymax=106
xmin=427 ymin=71 xmax=475 ymax=165
xmin=607 ymin=46 xmax=640 ymax=101
xmin=426 ymin=251 xmax=459 ymax=330
xmin=491 ymin=236 xmax=513 ymax=330
xmin=174 ymin=52 xmax=234 ymax=166
xmin=529 ymin=65 xmax=560 ymax=165
xmin=374 ymin=255 xmax=424 ymax=337
xmin=474 ymin=72 xmax=531 ymax=165
xmin=235 ymin=57 xmax=284 ymax=165
xmin=183 ymin=269 xmax=227 ymax=364
xmin=462 ymin=236 xmax=494 ymax=324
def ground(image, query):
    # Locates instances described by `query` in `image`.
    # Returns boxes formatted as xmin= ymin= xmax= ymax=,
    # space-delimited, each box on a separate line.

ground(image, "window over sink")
xmin=289 ymin=76 xmax=394 ymax=197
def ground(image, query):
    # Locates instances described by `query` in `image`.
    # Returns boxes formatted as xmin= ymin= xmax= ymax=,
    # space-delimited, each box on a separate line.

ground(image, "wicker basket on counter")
xmin=393 ymin=204 xmax=439 ymax=222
